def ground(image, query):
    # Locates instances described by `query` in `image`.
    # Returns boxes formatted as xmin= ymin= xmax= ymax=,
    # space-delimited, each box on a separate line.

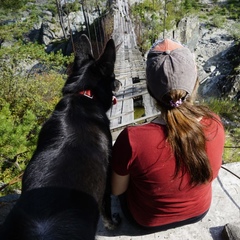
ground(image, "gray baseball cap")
xmin=146 ymin=39 xmax=197 ymax=102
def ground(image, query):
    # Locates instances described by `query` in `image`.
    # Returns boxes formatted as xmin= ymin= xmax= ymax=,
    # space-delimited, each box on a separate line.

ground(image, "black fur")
xmin=0 ymin=34 xmax=121 ymax=239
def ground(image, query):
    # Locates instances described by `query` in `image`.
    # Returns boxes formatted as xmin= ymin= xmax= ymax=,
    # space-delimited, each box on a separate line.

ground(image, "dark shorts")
xmin=118 ymin=193 xmax=209 ymax=234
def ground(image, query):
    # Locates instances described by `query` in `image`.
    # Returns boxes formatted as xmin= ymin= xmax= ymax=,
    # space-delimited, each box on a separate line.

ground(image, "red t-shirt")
xmin=112 ymin=116 xmax=225 ymax=227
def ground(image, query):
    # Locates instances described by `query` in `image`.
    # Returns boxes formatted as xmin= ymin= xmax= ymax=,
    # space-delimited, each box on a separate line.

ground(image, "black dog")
xmin=0 ymin=34 xmax=121 ymax=239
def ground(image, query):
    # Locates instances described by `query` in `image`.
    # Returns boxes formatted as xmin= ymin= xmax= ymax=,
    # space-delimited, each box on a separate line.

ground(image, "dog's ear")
xmin=75 ymin=34 xmax=93 ymax=57
xmin=73 ymin=34 xmax=94 ymax=68
xmin=97 ymin=39 xmax=116 ymax=76
xmin=63 ymin=35 xmax=95 ymax=94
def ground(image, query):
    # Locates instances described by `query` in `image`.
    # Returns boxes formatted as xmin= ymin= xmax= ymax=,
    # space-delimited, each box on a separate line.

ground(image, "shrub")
xmin=0 ymin=0 xmax=28 ymax=11
xmin=211 ymin=14 xmax=226 ymax=28
xmin=205 ymin=99 xmax=240 ymax=163
xmin=0 ymin=65 xmax=65 ymax=196
xmin=228 ymin=22 xmax=240 ymax=41
xmin=0 ymin=100 xmax=38 ymax=194
xmin=223 ymin=130 xmax=240 ymax=163
xmin=0 ymin=3 xmax=73 ymax=194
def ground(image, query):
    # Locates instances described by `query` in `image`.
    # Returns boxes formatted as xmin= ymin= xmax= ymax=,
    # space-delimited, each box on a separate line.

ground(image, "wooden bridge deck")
xmin=107 ymin=0 xmax=159 ymax=140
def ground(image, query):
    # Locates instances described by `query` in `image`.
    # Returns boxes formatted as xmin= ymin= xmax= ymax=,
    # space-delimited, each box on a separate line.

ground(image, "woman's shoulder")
xmin=118 ymin=122 xmax=166 ymax=142
xmin=201 ymin=112 xmax=223 ymax=126
xmin=201 ymin=113 xmax=225 ymax=138
xmin=125 ymin=121 xmax=166 ymax=132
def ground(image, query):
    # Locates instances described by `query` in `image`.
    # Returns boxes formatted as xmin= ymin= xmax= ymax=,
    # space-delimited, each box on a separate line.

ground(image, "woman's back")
xmin=112 ymin=116 xmax=224 ymax=227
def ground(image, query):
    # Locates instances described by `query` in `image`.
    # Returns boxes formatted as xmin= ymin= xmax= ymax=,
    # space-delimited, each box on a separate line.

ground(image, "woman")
xmin=111 ymin=39 xmax=225 ymax=232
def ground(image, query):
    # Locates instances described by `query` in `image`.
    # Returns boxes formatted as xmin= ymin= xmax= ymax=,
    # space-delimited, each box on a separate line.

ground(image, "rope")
xmin=224 ymin=146 xmax=240 ymax=148
xmin=63 ymin=0 xmax=75 ymax=55
xmin=221 ymin=165 xmax=240 ymax=180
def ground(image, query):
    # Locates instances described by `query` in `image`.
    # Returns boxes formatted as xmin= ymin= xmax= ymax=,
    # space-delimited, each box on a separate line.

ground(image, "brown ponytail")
xmin=155 ymin=80 xmax=214 ymax=185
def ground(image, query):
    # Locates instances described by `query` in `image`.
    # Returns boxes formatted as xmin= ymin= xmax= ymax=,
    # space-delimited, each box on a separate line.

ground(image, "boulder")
xmin=0 ymin=194 xmax=19 ymax=225
xmin=222 ymin=222 xmax=240 ymax=240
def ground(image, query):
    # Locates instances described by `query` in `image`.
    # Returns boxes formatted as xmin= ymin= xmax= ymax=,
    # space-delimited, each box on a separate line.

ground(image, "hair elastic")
xmin=170 ymin=99 xmax=183 ymax=108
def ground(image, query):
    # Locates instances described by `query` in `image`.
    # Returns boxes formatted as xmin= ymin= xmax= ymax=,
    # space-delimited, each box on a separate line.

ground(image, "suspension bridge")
xmin=107 ymin=0 xmax=159 ymax=141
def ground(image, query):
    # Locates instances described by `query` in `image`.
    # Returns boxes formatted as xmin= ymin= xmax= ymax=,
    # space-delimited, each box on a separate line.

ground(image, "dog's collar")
xmin=79 ymin=90 xmax=94 ymax=99
xmin=79 ymin=90 xmax=118 ymax=105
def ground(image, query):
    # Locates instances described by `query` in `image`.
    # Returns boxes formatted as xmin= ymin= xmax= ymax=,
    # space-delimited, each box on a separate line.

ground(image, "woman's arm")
xmin=111 ymin=171 xmax=130 ymax=196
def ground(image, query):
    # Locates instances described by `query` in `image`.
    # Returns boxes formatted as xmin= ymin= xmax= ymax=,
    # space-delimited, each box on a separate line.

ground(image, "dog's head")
xmin=62 ymin=34 xmax=121 ymax=112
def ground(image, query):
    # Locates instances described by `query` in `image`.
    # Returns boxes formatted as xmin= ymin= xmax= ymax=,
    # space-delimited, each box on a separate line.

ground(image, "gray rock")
xmin=222 ymin=222 xmax=240 ymax=240
xmin=0 ymin=194 xmax=19 ymax=225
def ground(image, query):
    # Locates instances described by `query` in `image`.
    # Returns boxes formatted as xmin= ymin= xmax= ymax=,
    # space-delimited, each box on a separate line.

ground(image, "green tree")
xmin=0 ymin=0 xmax=28 ymax=10
xmin=0 ymin=100 xmax=38 ymax=194
xmin=0 ymin=72 xmax=64 ymax=196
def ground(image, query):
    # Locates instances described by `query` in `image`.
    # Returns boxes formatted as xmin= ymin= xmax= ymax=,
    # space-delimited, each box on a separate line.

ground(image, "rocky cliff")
xmin=2 ymin=0 xmax=237 ymax=100
xmin=163 ymin=16 xmax=240 ymax=100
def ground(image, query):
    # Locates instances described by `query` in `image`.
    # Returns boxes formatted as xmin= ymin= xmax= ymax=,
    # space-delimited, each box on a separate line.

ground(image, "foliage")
xmin=0 ymin=16 xmax=36 ymax=42
xmin=63 ymin=1 xmax=81 ymax=13
xmin=130 ymin=0 xmax=201 ymax=52
xmin=199 ymin=0 xmax=239 ymax=31
xmin=0 ymin=69 xmax=65 ymax=196
xmin=131 ymin=0 xmax=239 ymax=53
xmin=0 ymin=100 xmax=38 ymax=193
xmin=0 ymin=0 xmax=74 ymax=196
xmin=205 ymin=99 xmax=240 ymax=163
xmin=182 ymin=0 xmax=199 ymax=11
xmin=0 ymin=41 xmax=73 ymax=71
xmin=228 ymin=22 xmax=240 ymax=41
xmin=0 ymin=0 xmax=28 ymax=11
xmin=0 ymin=42 xmax=70 ymax=196
xmin=227 ymin=0 xmax=240 ymax=20
xmin=130 ymin=0 xmax=163 ymax=50
xmin=223 ymin=129 xmax=240 ymax=163
xmin=211 ymin=14 xmax=226 ymax=28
